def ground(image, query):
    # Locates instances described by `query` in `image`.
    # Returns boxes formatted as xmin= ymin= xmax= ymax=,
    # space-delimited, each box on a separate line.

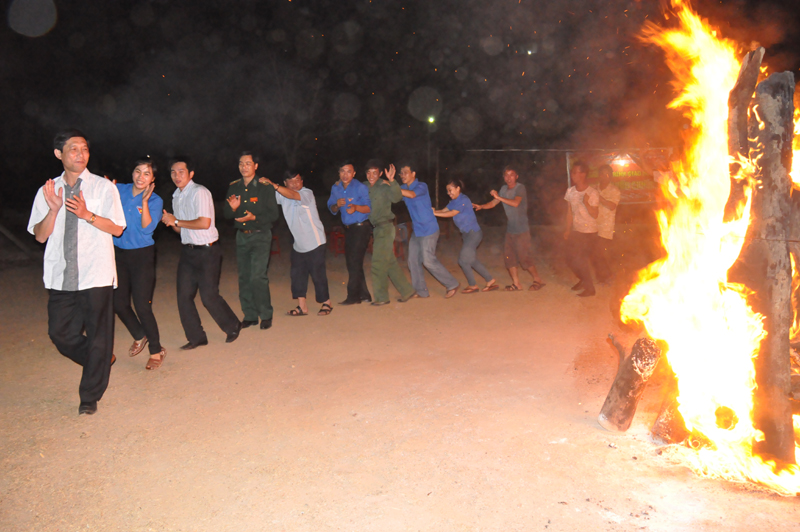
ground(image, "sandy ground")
xmin=1 ymin=225 xmax=799 ymax=532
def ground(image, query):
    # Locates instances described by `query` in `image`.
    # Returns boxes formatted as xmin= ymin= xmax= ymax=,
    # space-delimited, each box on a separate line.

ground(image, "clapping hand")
xmin=43 ymin=179 xmax=63 ymax=212
xmin=227 ymin=194 xmax=241 ymax=211
xmin=161 ymin=209 xmax=177 ymax=227
xmin=64 ymin=191 xmax=90 ymax=220
xmin=235 ymin=210 xmax=256 ymax=223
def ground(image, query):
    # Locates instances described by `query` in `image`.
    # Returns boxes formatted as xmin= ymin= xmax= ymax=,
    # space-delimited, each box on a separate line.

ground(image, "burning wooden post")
xmin=724 ymin=47 xmax=764 ymax=221
xmin=598 ymin=336 xmax=662 ymax=432
xmin=729 ymin=70 xmax=796 ymax=463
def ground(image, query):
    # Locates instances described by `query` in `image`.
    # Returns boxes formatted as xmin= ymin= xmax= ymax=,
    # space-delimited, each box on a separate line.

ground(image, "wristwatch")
xmin=175 ymin=219 xmax=180 ymax=227
xmin=88 ymin=213 xmax=96 ymax=224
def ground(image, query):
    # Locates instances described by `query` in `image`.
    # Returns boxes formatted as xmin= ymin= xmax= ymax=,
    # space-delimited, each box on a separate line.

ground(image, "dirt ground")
xmin=1 ymin=225 xmax=799 ymax=532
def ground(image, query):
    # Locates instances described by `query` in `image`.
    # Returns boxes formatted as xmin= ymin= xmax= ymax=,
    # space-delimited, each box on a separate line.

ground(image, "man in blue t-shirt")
xmin=393 ymin=162 xmax=459 ymax=298
xmin=327 ymin=161 xmax=372 ymax=305
xmin=474 ymin=165 xmax=545 ymax=291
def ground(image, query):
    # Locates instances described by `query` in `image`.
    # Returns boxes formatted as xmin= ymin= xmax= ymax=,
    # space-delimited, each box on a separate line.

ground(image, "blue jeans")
xmin=458 ymin=230 xmax=493 ymax=286
xmin=408 ymin=230 xmax=459 ymax=297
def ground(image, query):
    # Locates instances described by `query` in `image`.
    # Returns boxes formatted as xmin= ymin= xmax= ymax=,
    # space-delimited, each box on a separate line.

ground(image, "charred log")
xmin=598 ymin=336 xmax=662 ymax=432
xmin=651 ymin=367 xmax=689 ymax=445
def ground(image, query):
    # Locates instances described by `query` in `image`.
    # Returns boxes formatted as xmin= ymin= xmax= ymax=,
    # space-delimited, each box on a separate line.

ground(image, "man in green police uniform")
xmin=365 ymin=159 xmax=416 ymax=305
xmin=224 ymin=152 xmax=279 ymax=329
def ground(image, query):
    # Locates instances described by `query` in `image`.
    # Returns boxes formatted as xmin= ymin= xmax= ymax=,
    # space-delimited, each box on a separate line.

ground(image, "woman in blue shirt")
xmin=113 ymin=157 xmax=166 ymax=369
xmin=433 ymin=179 xmax=498 ymax=293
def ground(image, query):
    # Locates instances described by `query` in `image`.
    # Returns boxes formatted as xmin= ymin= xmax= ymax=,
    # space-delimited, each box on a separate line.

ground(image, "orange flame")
xmin=792 ymin=108 xmax=800 ymax=188
xmin=621 ymin=0 xmax=800 ymax=494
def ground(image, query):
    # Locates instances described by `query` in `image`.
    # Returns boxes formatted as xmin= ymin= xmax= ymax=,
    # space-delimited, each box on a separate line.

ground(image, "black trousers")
xmin=565 ymin=231 xmax=611 ymax=292
xmin=114 ymin=246 xmax=162 ymax=354
xmin=290 ymin=244 xmax=330 ymax=303
xmin=177 ymin=244 xmax=240 ymax=344
xmin=48 ymin=286 xmax=114 ymax=403
xmin=343 ymin=223 xmax=372 ymax=301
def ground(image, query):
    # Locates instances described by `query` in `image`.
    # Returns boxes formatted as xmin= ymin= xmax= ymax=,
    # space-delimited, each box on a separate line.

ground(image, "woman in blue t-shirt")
xmin=113 ymin=157 xmax=166 ymax=369
xmin=433 ymin=179 xmax=498 ymax=293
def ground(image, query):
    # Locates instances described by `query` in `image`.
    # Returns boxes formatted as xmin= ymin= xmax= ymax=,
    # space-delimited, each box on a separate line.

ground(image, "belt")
xmin=372 ymin=220 xmax=393 ymax=228
xmin=344 ymin=221 xmax=371 ymax=229
xmin=184 ymin=241 xmax=217 ymax=248
xmin=239 ymin=229 xmax=262 ymax=234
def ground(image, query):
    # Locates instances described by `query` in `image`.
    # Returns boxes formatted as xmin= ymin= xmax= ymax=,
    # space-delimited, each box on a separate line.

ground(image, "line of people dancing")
xmin=28 ymin=129 xmax=619 ymax=415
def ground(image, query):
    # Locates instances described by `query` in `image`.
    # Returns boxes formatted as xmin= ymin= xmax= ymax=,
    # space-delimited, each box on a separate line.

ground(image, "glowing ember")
xmin=620 ymin=0 xmax=800 ymax=494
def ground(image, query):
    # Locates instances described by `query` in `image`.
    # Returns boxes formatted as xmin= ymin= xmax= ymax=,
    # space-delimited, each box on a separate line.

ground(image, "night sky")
xmin=2 ymin=0 xmax=799 ymax=221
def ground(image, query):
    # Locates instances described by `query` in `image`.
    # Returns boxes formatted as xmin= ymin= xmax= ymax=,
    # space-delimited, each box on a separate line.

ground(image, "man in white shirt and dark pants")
xmin=563 ymin=160 xmax=609 ymax=297
xmin=28 ymin=129 xmax=126 ymax=415
xmin=161 ymin=156 xmax=241 ymax=350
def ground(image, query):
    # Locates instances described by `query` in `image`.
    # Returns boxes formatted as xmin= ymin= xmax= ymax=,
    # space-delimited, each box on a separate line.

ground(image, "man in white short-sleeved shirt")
xmin=27 ymin=129 xmax=126 ymax=415
xmin=161 ymin=157 xmax=241 ymax=349
xmin=260 ymin=171 xmax=332 ymax=317
xmin=563 ymin=161 xmax=610 ymax=297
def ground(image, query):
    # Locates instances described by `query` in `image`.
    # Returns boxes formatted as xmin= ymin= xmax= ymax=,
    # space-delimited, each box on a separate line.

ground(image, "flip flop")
xmin=504 ymin=285 xmax=522 ymax=291
xmin=462 ymin=286 xmax=480 ymax=294
xmin=529 ymin=281 xmax=547 ymax=291
xmin=445 ymin=284 xmax=460 ymax=298
xmin=287 ymin=306 xmax=308 ymax=316
xmin=481 ymin=284 xmax=500 ymax=292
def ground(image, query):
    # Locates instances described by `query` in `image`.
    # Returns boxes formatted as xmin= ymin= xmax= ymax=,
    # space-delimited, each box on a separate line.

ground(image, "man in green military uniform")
xmin=224 ymin=152 xmax=279 ymax=329
xmin=365 ymin=159 xmax=416 ymax=305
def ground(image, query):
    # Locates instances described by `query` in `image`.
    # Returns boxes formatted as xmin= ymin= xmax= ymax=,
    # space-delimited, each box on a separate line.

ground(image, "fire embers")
xmin=715 ymin=406 xmax=739 ymax=430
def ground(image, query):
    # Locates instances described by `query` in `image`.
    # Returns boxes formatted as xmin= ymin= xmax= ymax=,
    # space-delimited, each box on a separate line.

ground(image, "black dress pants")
xmin=48 ymin=286 xmax=114 ymax=403
xmin=177 ymin=244 xmax=240 ymax=344
xmin=343 ymin=223 xmax=372 ymax=302
xmin=114 ymin=245 xmax=162 ymax=354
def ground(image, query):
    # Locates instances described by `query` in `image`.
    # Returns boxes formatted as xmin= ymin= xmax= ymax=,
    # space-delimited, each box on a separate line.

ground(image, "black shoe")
xmin=241 ymin=319 xmax=259 ymax=329
xmin=260 ymin=318 xmax=273 ymax=330
xmin=180 ymin=338 xmax=209 ymax=351
xmin=339 ymin=299 xmax=362 ymax=305
xmin=78 ymin=401 xmax=97 ymax=415
xmin=371 ymin=300 xmax=390 ymax=306
xmin=226 ymin=321 xmax=243 ymax=343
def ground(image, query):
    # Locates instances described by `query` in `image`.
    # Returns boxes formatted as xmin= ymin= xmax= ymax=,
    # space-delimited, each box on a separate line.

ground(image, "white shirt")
xmin=597 ymin=183 xmax=621 ymax=240
xmin=564 ymin=186 xmax=600 ymax=234
xmin=172 ymin=179 xmax=219 ymax=245
xmin=27 ymin=169 xmax=126 ymax=290
xmin=276 ymin=188 xmax=326 ymax=253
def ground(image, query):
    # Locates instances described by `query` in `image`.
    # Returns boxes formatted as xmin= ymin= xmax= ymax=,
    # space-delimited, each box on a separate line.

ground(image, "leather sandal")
xmin=318 ymin=303 xmax=333 ymax=316
xmin=129 ymin=336 xmax=148 ymax=357
xmin=287 ymin=306 xmax=308 ymax=316
xmin=146 ymin=348 xmax=166 ymax=370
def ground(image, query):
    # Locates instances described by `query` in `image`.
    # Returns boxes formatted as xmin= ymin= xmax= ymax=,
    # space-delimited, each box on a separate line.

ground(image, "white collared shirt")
xmin=27 ymin=169 xmax=126 ymax=290
xmin=172 ymin=179 xmax=219 ymax=245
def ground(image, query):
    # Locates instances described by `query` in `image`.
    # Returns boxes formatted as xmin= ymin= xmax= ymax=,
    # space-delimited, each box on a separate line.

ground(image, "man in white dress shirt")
xmin=28 ymin=129 xmax=126 ymax=415
xmin=161 ymin=156 xmax=241 ymax=349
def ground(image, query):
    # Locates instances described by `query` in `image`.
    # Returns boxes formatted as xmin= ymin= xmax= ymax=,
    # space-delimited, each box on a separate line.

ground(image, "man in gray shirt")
xmin=473 ymin=165 xmax=545 ymax=291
